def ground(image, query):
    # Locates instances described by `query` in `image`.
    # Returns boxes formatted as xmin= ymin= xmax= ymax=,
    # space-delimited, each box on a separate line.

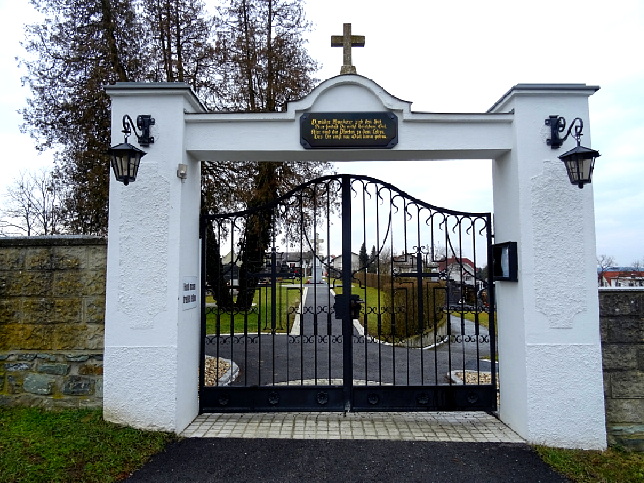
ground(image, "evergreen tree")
xmin=20 ymin=0 xmax=332 ymax=308
xmin=20 ymin=0 xmax=144 ymax=234
xmin=369 ymin=245 xmax=377 ymax=273
xmin=358 ymin=242 xmax=368 ymax=270
xmin=141 ymin=0 xmax=218 ymax=94
xmin=206 ymin=0 xmax=332 ymax=309
xmin=20 ymin=0 xmax=330 ymax=239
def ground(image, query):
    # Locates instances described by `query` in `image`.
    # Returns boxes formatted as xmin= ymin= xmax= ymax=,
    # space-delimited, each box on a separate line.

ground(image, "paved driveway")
xmin=205 ymin=283 xmax=495 ymax=387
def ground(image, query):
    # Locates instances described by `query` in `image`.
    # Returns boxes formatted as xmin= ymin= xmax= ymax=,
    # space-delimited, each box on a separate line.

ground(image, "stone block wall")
xmin=0 ymin=236 xmax=106 ymax=408
xmin=599 ymin=288 xmax=644 ymax=451
xmin=2 ymin=237 xmax=643 ymax=449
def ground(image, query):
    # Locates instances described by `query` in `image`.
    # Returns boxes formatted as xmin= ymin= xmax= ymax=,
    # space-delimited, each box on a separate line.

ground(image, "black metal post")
xmin=198 ymin=216 xmax=207 ymax=413
xmin=341 ymin=174 xmax=353 ymax=411
xmin=486 ymin=214 xmax=497 ymax=409
xmin=271 ymin=248 xmax=277 ymax=332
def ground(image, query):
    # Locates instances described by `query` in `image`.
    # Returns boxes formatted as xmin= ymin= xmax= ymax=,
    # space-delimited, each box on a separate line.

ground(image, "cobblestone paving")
xmin=182 ymin=412 xmax=524 ymax=443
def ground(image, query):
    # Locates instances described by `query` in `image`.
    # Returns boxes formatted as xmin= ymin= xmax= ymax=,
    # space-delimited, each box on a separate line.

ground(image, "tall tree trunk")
xmin=241 ymin=0 xmax=256 ymax=111
xmin=265 ymin=0 xmax=275 ymax=111
xmin=100 ymin=0 xmax=129 ymax=82
xmin=174 ymin=1 xmax=184 ymax=81
xmin=235 ymin=162 xmax=279 ymax=310
xmin=204 ymin=220 xmax=234 ymax=309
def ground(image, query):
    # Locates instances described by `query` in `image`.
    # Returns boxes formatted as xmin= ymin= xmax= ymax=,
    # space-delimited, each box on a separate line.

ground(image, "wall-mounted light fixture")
xmin=545 ymin=115 xmax=600 ymax=189
xmin=107 ymin=115 xmax=155 ymax=186
xmin=177 ymin=163 xmax=188 ymax=180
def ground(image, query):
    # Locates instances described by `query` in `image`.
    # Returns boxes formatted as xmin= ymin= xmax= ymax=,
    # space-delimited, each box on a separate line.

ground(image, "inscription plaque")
xmin=182 ymin=276 xmax=198 ymax=310
xmin=300 ymin=112 xmax=398 ymax=149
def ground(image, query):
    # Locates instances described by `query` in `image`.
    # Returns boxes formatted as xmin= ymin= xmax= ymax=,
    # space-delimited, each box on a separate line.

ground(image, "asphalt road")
xmin=125 ymin=438 xmax=570 ymax=483
xmin=205 ymin=283 xmax=495 ymax=387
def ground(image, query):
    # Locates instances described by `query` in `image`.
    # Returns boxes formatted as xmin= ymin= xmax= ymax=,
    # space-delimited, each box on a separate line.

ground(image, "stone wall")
xmin=599 ymin=288 xmax=644 ymax=451
xmin=0 ymin=237 xmax=106 ymax=408
xmin=1 ymin=237 xmax=643 ymax=448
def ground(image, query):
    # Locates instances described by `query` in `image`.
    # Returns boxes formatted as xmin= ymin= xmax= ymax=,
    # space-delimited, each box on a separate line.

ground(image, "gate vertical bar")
xmin=341 ymin=174 xmax=353 ymax=410
xmin=199 ymin=216 xmax=207 ymax=413
xmin=486 ymin=213 xmax=497 ymax=407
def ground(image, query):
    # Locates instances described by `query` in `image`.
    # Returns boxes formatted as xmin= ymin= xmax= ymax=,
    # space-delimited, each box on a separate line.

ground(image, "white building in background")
xmin=329 ymin=252 xmax=359 ymax=276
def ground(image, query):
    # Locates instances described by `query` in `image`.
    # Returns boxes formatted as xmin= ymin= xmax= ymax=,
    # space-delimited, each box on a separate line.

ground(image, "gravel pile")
xmin=204 ymin=356 xmax=231 ymax=386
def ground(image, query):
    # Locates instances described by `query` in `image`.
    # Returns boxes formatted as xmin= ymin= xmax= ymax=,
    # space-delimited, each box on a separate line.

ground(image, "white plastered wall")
xmin=103 ymin=84 xmax=204 ymax=431
xmin=103 ymin=77 xmax=606 ymax=448
xmin=489 ymin=85 xmax=606 ymax=449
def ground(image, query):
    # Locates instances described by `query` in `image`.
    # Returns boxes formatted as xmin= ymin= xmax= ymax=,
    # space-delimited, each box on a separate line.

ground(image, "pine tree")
xmin=358 ymin=243 xmax=368 ymax=270
xmin=20 ymin=0 xmax=144 ymax=234
xmin=20 ymin=0 xmax=330 ymax=238
xmin=369 ymin=245 xmax=377 ymax=273
xmin=207 ymin=0 xmax=332 ymax=309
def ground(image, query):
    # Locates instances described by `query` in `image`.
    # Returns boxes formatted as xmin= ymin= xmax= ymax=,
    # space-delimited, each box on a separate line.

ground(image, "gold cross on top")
xmin=331 ymin=23 xmax=365 ymax=75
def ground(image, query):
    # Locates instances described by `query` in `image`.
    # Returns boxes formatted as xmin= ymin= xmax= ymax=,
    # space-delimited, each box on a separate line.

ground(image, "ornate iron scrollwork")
xmin=268 ymin=392 xmax=280 ymax=406
xmin=367 ymin=393 xmax=380 ymax=405
xmin=317 ymin=391 xmax=329 ymax=405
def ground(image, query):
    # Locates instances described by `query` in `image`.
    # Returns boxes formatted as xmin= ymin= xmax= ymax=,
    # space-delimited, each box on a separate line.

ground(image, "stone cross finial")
xmin=331 ymin=23 xmax=365 ymax=75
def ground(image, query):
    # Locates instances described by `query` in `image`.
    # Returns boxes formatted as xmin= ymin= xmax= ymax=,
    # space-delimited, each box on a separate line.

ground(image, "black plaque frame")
xmin=492 ymin=241 xmax=518 ymax=282
xmin=300 ymin=112 xmax=398 ymax=149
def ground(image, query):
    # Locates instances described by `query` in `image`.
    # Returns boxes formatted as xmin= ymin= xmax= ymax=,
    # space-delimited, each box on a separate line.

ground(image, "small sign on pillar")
xmin=182 ymin=276 xmax=198 ymax=310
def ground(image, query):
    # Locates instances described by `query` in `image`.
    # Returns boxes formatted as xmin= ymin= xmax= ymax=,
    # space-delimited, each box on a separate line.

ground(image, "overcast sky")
xmin=1 ymin=0 xmax=642 ymax=266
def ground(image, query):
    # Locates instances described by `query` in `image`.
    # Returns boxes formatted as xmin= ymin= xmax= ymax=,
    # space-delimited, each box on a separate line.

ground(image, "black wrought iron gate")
xmin=200 ymin=174 xmax=496 ymax=412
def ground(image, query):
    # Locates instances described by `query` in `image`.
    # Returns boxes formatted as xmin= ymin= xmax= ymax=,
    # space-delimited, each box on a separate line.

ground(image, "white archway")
xmin=104 ymin=76 xmax=605 ymax=449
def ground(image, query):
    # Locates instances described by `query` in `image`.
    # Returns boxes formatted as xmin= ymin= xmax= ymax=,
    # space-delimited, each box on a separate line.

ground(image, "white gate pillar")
xmin=103 ymin=83 xmax=204 ymax=432
xmin=490 ymin=85 xmax=606 ymax=449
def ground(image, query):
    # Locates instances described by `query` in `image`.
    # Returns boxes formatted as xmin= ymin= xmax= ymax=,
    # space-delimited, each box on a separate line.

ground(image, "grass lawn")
xmin=0 ymin=407 xmax=176 ymax=483
xmin=206 ymin=281 xmax=303 ymax=334
xmin=535 ymin=445 xmax=644 ymax=482
xmin=1 ymin=407 xmax=642 ymax=482
xmin=335 ymin=284 xmax=446 ymax=342
xmin=460 ymin=310 xmax=497 ymax=334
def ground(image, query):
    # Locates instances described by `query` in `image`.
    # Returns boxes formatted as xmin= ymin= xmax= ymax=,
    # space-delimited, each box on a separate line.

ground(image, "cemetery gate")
xmin=200 ymin=174 xmax=497 ymax=412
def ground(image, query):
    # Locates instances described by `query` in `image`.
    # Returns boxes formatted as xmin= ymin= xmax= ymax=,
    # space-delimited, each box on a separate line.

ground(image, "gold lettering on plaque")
xmin=307 ymin=117 xmax=389 ymax=142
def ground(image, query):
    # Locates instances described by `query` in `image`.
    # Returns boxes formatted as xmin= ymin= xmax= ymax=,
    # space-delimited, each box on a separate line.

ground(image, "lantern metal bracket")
xmin=122 ymin=114 xmax=155 ymax=147
xmin=545 ymin=114 xmax=600 ymax=189
xmin=545 ymin=115 xmax=583 ymax=149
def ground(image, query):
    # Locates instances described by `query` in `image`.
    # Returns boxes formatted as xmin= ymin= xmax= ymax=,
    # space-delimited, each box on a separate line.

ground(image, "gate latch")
xmin=333 ymin=293 xmax=364 ymax=319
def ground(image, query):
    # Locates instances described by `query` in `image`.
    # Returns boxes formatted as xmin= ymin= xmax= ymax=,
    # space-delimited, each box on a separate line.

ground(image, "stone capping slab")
xmin=0 ymin=236 xmax=106 ymax=247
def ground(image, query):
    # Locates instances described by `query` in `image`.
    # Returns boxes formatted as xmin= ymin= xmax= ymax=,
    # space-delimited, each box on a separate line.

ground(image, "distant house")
xmin=221 ymin=250 xmax=314 ymax=277
xmin=329 ymin=252 xmax=359 ymax=276
xmin=599 ymin=267 xmax=644 ymax=287
xmin=393 ymin=253 xmax=418 ymax=273
xmin=275 ymin=250 xmax=316 ymax=276
xmin=392 ymin=252 xmax=439 ymax=274
xmin=437 ymin=257 xmax=477 ymax=286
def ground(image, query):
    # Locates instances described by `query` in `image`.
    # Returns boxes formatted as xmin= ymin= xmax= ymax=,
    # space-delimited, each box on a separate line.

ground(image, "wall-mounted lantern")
xmin=545 ymin=115 xmax=601 ymax=189
xmin=107 ymin=115 xmax=155 ymax=186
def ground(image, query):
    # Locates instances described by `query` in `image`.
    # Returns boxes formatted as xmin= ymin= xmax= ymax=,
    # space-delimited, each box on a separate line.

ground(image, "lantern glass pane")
xmin=563 ymin=159 xmax=580 ymax=184
xmin=580 ymin=157 xmax=595 ymax=182
xmin=129 ymin=154 xmax=141 ymax=179
xmin=110 ymin=155 xmax=123 ymax=181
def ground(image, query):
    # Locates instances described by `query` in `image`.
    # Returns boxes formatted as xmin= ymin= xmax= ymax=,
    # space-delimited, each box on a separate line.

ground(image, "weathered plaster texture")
xmin=103 ymin=346 xmax=177 ymax=431
xmin=118 ymin=164 xmax=170 ymax=329
xmin=526 ymin=343 xmax=606 ymax=449
xmin=531 ymin=158 xmax=587 ymax=329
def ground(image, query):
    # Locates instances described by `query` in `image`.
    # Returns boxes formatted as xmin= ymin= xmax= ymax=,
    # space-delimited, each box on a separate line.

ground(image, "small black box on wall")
xmin=493 ymin=242 xmax=518 ymax=282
